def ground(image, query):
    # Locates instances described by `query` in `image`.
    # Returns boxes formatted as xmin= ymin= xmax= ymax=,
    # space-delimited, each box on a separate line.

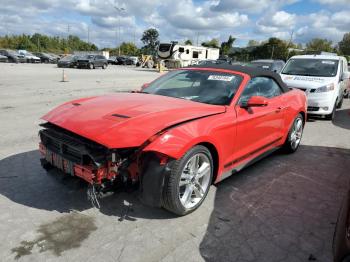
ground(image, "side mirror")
xmin=141 ymin=83 xmax=149 ymax=91
xmin=241 ymin=96 xmax=268 ymax=108
xmin=341 ymin=72 xmax=350 ymax=81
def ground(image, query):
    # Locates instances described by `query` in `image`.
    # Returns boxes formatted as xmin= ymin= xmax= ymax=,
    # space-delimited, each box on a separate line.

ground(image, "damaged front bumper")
xmin=38 ymin=123 xmax=172 ymax=208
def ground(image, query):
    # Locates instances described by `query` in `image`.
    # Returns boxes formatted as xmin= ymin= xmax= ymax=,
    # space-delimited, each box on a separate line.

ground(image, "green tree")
xmin=184 ymin=39 xmax=193 ymax=45
xmin=0 ymin=33 xmax=97 ymax=53
xmin=118 ymin=42 xmax=139 ymax=56
xmin=306 ymin=38 xmax=333 ymax=52
xmin=338 ymin=33 xmax=350 ymax=55
xmin=201 ymin=38 xmax=220 ymax=49
xmin=247 ymin=40 xmax=259 ymax=47
xmin=220 ymin=35 xmax=236 ymax=55
xmin=141 ymin=28 xmax=159 ymax=55
xmin=251 ymin=37 xmax=289 ymax=60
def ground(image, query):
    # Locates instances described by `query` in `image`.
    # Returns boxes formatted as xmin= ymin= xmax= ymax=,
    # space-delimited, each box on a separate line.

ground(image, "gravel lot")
xmin=0 ymin=63 xmax=349 ymax=262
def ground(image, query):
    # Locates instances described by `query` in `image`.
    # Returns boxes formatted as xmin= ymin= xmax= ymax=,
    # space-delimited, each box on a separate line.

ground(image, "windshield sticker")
xmin=208 ymin=75 xmax=234 ymax=81
xmin=322 ymin=61 xmax=336 ymax=65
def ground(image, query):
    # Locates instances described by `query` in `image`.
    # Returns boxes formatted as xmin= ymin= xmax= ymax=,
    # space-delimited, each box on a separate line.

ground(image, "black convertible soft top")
xmin=191 ymin=64 xmax=290 ymax=93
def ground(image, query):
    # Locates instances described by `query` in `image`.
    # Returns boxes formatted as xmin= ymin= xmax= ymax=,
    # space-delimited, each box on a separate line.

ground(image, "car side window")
xmin=239 ymin=77 xmax=283 ymax=103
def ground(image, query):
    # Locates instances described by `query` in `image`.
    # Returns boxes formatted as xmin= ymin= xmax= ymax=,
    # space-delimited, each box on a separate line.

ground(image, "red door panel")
xmin=232 ymin=97 xmax=284 ymax=165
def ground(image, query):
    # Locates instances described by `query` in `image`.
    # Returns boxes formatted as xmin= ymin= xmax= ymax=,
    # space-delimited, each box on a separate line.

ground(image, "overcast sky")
xmin=0 ymin=0 xmax=349 ymax=48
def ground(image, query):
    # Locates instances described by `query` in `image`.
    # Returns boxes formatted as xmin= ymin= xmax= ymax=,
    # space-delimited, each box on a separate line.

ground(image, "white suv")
xmin=280 ymin=54 xmax=350 ymax=120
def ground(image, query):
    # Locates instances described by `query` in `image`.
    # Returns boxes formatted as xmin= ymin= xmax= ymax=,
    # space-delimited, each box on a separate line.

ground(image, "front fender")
xmin=143 ymin=123 xmax=221 ymax=160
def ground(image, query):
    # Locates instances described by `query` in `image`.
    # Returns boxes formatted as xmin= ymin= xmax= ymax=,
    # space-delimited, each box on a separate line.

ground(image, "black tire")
xmin=89 ymin=63 xmax=94 ymax=69
xmin=333 ymin=194 xmax=350 ymax=262
xmin=325 ymin=103 xmax=336 ymax=120
xmin=344 ymin=90 xmax=349 ymax=99
xmin=282 ymin=113 xmax=304 ymax=153
xmin=337 ymin=96 xmax=344 ymax=109
xmin=102 ymin=63 xmax=107 ymax=69
xmin=162 ymin=145 xmax=213 ymax=216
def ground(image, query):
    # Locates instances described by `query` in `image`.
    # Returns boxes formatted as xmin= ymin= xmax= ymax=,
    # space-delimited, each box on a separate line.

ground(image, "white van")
xmin=280 ymin=54 xmax=350 ymax=120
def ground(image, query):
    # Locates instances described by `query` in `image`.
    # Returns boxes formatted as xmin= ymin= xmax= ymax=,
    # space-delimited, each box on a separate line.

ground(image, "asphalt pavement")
xmin=0 ymin=63 xmax=349 ymax=262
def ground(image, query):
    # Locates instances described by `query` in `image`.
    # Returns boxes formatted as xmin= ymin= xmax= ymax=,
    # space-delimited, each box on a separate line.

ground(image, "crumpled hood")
xmin=281 ymin=74 xmax=335 ymax=90
xmin=42 ymin=93 xmax=226 ymax=148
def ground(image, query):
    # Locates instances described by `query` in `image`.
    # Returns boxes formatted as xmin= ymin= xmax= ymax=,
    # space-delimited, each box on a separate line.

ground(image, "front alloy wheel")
xmin=179 ymin=153 xmax=211 ymax=209
xmin=162 ymin=145 xmax=213 ymax=215
xmin=283 ymin=113 xmax=303 ymax=153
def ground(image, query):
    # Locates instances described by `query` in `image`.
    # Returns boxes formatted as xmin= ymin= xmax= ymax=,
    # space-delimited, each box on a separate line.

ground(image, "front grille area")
xmin=308 ymin=106 xmax=319 ymax=112
xmin=39 ymin=123 xmax=109 ymax=165
xmin=294 ymin=87 xmax=316 ymax=93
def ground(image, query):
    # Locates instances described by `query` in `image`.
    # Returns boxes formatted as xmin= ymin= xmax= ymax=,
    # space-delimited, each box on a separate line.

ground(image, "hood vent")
xmin=111 ymin=113 xmax=130 ymax=119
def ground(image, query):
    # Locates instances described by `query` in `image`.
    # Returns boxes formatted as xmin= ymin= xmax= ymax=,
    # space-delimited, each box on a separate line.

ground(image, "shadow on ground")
xmin=199 ymin=145 xmax=350 ymax=262
xmin=1 ymin=146 xmax=350 ymax=261
xmin=333 ymin=108 xmax=350 ymax=130
xmin=0 ymin=150 xmax=174 ymax=220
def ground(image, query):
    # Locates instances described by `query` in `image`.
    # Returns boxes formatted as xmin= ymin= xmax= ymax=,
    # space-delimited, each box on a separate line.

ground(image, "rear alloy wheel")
xmin=283 ymin=113 xmax=303 ymax=153
xmin=89 ymin=63 xmax=94 ymax=69
xmin=162 ymin=145 xmax=213 ymax=215
xmin=102 ymin=63 xmax=107 ymax=69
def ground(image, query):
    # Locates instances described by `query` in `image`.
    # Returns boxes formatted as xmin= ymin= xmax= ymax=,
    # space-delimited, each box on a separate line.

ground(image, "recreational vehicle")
xmin=157 ymin=42 xmax=220 ymax=68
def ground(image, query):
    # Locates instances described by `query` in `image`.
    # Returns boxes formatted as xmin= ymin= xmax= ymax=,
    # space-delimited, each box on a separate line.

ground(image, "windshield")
xmin=158 ymin=44 xmax=171 ymax=52
xmin=143 ymin=70 xmax=242 ymax=105
xmin=61 ymin=55 xmax=74 ymax=61
xmin=82 ymin=55 xmax=95 ymax=59
xmin=8 ymin=50 xmax=19 ymax=55
xmin=282 ymin=58 xmax=339 ymax=77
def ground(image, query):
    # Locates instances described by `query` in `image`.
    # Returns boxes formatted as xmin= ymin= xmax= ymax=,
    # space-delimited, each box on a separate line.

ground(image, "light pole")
xmin=114 ymin=5 xmax=125 ymax=56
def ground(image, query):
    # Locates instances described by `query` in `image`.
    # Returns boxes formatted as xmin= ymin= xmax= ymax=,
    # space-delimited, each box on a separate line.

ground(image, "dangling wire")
xmin=87 ymin=184 xmax=100 ymax=209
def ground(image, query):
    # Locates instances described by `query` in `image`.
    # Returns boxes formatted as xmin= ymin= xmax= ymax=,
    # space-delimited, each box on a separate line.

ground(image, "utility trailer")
xmin=157 ymin=42 xmax=219 ymax=68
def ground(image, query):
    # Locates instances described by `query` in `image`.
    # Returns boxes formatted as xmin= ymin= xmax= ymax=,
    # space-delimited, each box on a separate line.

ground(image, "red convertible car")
xmin=39 ymin=65 xmax=307 ymax=215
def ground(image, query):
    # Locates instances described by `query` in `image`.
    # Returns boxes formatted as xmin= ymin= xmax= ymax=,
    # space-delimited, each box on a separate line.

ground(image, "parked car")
xmin=248 ymin=59 xmax=285 ymax=73
xmin=38 ymin=64 xmax=306 ymax=215
xmin=108 ymin=56 xmax=118 ymax=65
xmin=48 ymin=53 xmax=61 ymax=62
xmin=57 ymin=55 xmax=79 ymax=68
xmin=18 ymin=50 xmax=41 ymax=63
xmin=76 ymin=55 xmax=108 ymax=69
xmin=116 ymin=56 xmax=134 ymax=65
xmin=197 ymin=59 xmax=229 ymax=66
xmin=129 ymin=56 xmax=139 ymax=65
xmin=0 ymin=54 xmax=8 ymax=63
xmin=33 ymin=52 xmax=57 ymax=63
xmin=333 ymin=186 xmax=350 ymax=262
xmin=280 ymin=54 xmax=350 ymax=120
xmin=217 ymin=56 xmax=232 ymax=65
xmin=0 ymin=49 xmax=26 ymax=63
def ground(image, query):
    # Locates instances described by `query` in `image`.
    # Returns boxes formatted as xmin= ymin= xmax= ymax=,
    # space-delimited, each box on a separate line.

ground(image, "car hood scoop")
xmin=42 ymin=93 xmax=225 ymax=148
